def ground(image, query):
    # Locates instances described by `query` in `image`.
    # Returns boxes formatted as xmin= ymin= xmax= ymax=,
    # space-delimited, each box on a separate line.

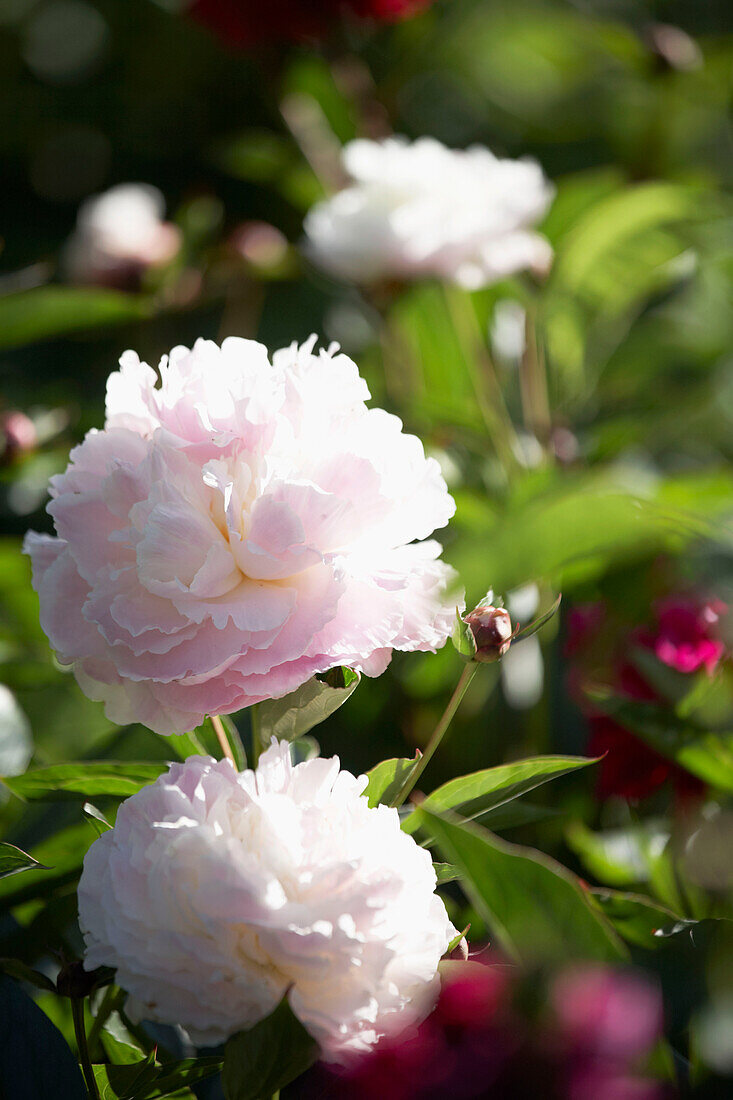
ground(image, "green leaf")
xmin=565 ymin=820 xmax=661 ymax=887
xmin=0 ymin=287 xmax=151 ymax=350
xmin=514 ymin=593 xmax=562 ymax=641
xmin=83 ymin=802 xmax=112 ymax=835
xmin=451 ymin=608 xmax=477 ymax=659
xmin=92 ymin=1056 xmax=222 ymax=1100
xmin=550 ymin=182 xmax=699 ymax=296
xmin=0 ymin=822 xmax=92 ymax=910
xmin=222 ymin=996 xmax=318 ymax=1100
xmin=589 ymin=694 xmax=733 ymax=790
xmin=419 ymin=808 xmax=626 ymax=965
xmin=453 ymin=470 xmax=733 ymax=597
xmin=2 ymin=762 xmax=167 ymax=801
xmin=434 ymin=862 xmax=460 ymax=885
xmin=158 ymin=730 xmax=208 ymax=761
xmin=0 ymin=957 xmax=57 ymax=992
xmin=100 ymin=1026 xmax=146 ymax=1067
xmin=402 ymin=755 xmax=597 ymax=834
xmin=257 ymin=668 xmax=360 ymax=742
xmin=0 ymin=977 xmax=86 ymax=1098
xmin=591 ymin=889 xmax=688 ymax=949
xmin=364 ymin=756 xmax=420 ymax=808
xmin=0 ymin=840 xmax=46 ymax=878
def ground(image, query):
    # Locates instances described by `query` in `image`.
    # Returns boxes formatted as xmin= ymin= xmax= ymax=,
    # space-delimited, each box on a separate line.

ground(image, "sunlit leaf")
xmin=0 ymin=287 xmax=150 ymax=351
xmin=402 ymin=755 xmax=597 ymax=834
xmin=419 ymin=808 xmax=626 ymax=964
xmin=258 ymin=668 xmax=360 ymax=742
xmin=2 ymin=762 xmax=167 ymax=802
xmin=364 ymin=756 xmax=420 ymax=808
xmin=0 ymin=840 xmax=46 ymax=879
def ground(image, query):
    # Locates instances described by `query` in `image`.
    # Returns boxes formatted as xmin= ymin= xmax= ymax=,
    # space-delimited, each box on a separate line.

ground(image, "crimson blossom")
xmin=189 ymin=0 xmax=432 ymax=48
xmin=568 ymin=596 xmax=726 ymax=802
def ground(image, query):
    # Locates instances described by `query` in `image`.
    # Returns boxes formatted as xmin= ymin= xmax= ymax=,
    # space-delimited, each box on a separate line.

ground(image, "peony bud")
xmin=464 ymin=605 xmax=516 ymax=663
xmin=0 ymin=411 xmax=37 ymax=465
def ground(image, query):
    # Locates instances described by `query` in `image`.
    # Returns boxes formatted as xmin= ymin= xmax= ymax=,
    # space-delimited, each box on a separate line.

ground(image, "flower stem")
xmin=250 ymin=703 xmax=262 ymax=768
xmin=211 ymin=714 xmax=236 ymax=767
xmin=392 ymin=662 xmax=479 ymax=807
xmin=519 ymin=304 xmax=551 ymax=447
xmin=72 ymin=997 xmax=101 ymax=1100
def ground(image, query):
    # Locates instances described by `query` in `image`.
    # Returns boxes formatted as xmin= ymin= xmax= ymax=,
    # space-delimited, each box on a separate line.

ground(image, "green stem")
xmin=392 ymin=663 xmax=479 ymax=807
xmin=443 ymin=286 xmax=521 ymax=481
xmin=72 ymin=997 xmax=101 ymax=1100
xmin=519 ymin=304 xmax=552 ymax=448
xmin=250 ymin=703 xmax=262 ymax=768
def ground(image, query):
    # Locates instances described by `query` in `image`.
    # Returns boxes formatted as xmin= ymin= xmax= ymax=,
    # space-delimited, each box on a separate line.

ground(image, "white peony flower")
xmin=78 ymin=741 xmax=457 ymax=1057
xmin=304 ymin=136 xmax=554 ymax=290
xmin=65 ymin=183 xmax=181 ymax=287
xmin=24 ymin=336 xmax=458 ymax=735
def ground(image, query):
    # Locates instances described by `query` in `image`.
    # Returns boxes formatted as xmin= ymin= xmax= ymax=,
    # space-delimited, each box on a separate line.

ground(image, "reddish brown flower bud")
xmin=464 ymin=605 xmax=515 ymax=663
xmin=0 ymin=411 xmax=37 ymax=465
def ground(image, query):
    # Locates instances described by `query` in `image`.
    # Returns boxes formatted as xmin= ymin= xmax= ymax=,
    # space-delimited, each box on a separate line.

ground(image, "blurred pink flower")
xmin=24 ymin=336 xmax=457 ymax=734
xmin=312 ymin=959 xmax=666 ymax=1099
xmin=645 ymin=597 xmax=726 ymax=675
xmin=65 ymin=184 xmax=180 ymax=290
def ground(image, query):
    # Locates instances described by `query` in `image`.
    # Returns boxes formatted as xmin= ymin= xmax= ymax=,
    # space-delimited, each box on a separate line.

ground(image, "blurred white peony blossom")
xmin=78 ymin=741 xmax=456 ymax=1057
xmin=304 ymin=137 xmax=554 ymax=290
xmin=65 ymin=183 xmax=181 ymax=287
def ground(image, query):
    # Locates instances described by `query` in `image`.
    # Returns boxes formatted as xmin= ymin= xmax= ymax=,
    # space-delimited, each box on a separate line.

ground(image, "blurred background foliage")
xmin=1 ymin=0 xmax=733 ymax=1094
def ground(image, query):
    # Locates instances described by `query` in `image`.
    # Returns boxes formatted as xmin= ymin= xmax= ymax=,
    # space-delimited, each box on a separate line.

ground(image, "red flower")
xmin=189 ymin=0 xmax=432 ymax=48
xmin=568 ymin=594 xmax=726 ymax=803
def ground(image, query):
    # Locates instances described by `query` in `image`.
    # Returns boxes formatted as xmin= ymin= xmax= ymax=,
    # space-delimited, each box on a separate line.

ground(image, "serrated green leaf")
xmin=257 ymin=668 xmax=360 ymax=742
xmin=364 ymin=756 xmax=420 ymax=808
xmin=0 ymin=840 xmax=46 ymax=878
xmin=419 ymin=808 xmax=626 ymax=965
xmin=402 ymin=755 xmax=597 ymax=834
xmin=222 ymin=997 xmax=318 ymax=1100
xmin=2 ymin=762 xmax=167 ymax=802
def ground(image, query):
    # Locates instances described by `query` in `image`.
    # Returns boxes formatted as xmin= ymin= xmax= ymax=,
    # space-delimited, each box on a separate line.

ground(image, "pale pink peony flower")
xmin=64 ymin=183 xmax=181 ymax=288
xmin=24 ymin=336 xmax=457 ymax=734
xmin=304 ymin=137 xmax=554 ymax=290
xmin=78 ymin=741 xmax=456 ymax=1055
